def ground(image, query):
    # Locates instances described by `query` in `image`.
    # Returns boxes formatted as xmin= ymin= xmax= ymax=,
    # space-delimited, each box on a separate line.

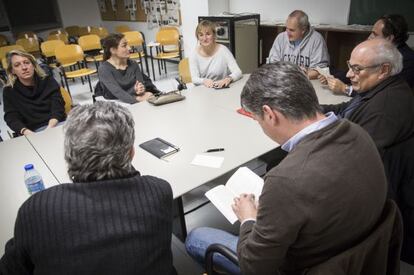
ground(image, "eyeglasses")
xmin=346 ymin=61 xmax=382 ymax=74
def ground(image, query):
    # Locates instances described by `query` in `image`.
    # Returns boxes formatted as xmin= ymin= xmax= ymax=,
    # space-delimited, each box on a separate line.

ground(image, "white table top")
xmin=0 ymin=137 xmax=59 ymax=253
xmin=24 ymin=75 xmax=350 ymax=198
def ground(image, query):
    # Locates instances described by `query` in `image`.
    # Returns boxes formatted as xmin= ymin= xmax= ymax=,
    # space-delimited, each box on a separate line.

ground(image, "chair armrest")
xmin=205 ymin=243 xmax=239 ymax=275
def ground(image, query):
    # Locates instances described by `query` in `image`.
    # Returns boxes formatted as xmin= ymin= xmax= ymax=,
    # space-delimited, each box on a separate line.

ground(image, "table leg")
xmin=173 ymin=197 xmax=188 ymax=242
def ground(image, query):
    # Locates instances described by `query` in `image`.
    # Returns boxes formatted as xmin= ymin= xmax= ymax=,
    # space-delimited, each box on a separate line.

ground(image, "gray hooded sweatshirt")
xmin=268 ymin=27 xmax=329 ymax=68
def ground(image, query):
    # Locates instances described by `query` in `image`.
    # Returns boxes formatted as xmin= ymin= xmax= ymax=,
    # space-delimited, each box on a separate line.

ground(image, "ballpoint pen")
xmin=205 ymin=148 xmax=225 ymax=153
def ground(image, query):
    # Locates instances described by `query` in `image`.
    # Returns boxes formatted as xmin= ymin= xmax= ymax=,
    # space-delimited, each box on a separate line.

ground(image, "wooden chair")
xmin=0 ymin=34 xmax=8 ymax=47
xmin=0 ymin=44 xmax=25 ymax=69
xmin=65 ymin=25 xmax=80 ymax=37
xmin=16 ymin=31 xmax=37 ymax=39
xmin=123 ymin=31 xmax=149 ymax=74
xmin=55 ymin=44 xmax=96 ymax=98
xmin=90 ymin=27 xmax=109 ymax=39
xmin=40 ymin=40 xmax=66 ymax=68
xmin=47 ymin=33 xmax=69 ymax=44
xmin=115 ymin=25 xmax=131 ymax=33
xmin=16 ymin=37 xmax=41 ymax=56
xmin=60 ymin=87 xmax=73 ymax=115
xmin=178 ymin=58 xmax=191 ymax=84
xmin=154 ymin=27 xmax=182 ymax=75
xmin=78 ymin=34 xmax=104 ymax=69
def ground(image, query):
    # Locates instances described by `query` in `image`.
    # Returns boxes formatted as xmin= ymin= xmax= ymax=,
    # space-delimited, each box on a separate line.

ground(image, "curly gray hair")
xmin=63 ymin=101 xmax=135 ymax=182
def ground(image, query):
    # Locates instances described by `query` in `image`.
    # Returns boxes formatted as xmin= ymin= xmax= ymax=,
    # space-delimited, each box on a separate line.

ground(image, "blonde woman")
xmin=3 ymin=50 xmax=65 ymax=135
xmin=190 ymin=20 xmax=242 ymax=88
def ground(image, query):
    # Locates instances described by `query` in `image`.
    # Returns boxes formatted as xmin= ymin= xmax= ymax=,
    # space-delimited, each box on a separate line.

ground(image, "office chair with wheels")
xmin=205 ymin=199 xmax=403 ymax=275
xmin=55 ymin=44 xmax=96 ymax=98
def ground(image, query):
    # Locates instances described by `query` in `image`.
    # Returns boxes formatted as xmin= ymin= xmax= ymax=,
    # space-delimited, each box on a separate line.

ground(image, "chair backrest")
xmin=16 ymin=38 xmax=40 ymax=53
xmin=156 ymin=28 xmax=180 ymax=46
xmin=115 ymin=25 xmax=131 ymax=33
xmin=0 ymin=34 xmax=8 ymax=47
xmin=47 ymin=33 xmax=69 ymax=44
xmin=0 ymin=44 xmax=25 ymax=66
xmin=41 ymin=40 xmax=65 ymax=58
xmin=16 ymin=31 xmax=37 ymax=39
xmin=49 ymin=29 xmax=69 ymax=36
xmin=123 ymin=31 xmax=144 ymax=47
xmin=306 ymin=199 xmax=403 ymax=275
xmin=78 ymin=26 xmax=91 ymax=36
xmin=90 ymin=27 xmax=109 ymax=39
xmin=60 ymin=87 xmax=72 ymax=114
xmin=178 ymin=58 xmax=191 ymax=84
xmin=65 ymin=25 xmax=80 ymax=37
xmin=55 ymin=44 xmax=85 ymax=65
xmin=78 ymin=34 xmax=102 ymax=51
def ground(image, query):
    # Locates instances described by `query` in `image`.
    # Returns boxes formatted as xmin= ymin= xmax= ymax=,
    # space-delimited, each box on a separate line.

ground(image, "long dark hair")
xmin=102 ymin=33 xmax=125 ymax=61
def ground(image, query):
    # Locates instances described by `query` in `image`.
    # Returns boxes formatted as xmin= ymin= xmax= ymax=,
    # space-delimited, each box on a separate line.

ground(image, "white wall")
xmin=180 ymin=0 xmax=209 ymax=57
xmin=209 ymin=0 xmax=229 ymax=16
xmin=57 ymin=0 xmax=102 ymax=28
xmin=229 ymin=0 xmax=351 ymax=25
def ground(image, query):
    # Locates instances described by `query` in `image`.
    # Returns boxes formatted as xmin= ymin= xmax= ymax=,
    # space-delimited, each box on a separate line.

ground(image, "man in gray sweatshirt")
xmin=268 ymin=10 xmax=329 ymax=79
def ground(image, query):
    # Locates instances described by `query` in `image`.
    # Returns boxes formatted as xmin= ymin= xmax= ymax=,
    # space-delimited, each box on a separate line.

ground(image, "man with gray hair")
xmin=268 ymin=10 xmax=329 ymax=79
xmin=0 ymin=102 xmax=175 ymax=274
xmin=186 ymin=62 xmax=389 ymax=274
xmin=323 ymin=38 xmax=414 ymax=157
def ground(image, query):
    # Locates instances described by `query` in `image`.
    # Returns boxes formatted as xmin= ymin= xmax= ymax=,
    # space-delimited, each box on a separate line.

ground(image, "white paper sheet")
xmin=191 ymin=154 xmax=224 ymax=168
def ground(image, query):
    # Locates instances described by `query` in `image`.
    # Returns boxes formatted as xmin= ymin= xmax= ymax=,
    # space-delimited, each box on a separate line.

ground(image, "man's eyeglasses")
xmin=346 ymin=61 xmax=382 ymax=74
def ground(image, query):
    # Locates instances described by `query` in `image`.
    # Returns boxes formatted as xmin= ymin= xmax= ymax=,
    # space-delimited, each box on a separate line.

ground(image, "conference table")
xmin=0 ymin=75 xmax=350 ymax=250
xmin=0 ymin=137 xmax=59 ymax=254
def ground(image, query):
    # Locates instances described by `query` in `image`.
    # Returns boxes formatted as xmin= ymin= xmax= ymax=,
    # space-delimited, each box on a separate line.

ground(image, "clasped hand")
xmin=232 ymin=193 xmax=258 ymax=222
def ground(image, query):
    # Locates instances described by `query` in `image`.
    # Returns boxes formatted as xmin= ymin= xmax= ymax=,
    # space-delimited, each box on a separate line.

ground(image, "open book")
xmin=205 ymin=167 xmax=264 ymax=224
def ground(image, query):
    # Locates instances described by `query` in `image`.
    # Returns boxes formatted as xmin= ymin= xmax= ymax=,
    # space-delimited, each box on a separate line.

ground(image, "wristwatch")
xmin=344 ymin=85 xmax=353 ymax=96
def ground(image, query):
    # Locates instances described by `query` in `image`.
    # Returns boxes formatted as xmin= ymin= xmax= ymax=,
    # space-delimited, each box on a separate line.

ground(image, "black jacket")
xmin=322 ymin=75 xmax=414 ymax=157
xmin=2 ymin=75 xmax=66 ymax=133
xmin=0 ymin=171 xmax=175 ymax=275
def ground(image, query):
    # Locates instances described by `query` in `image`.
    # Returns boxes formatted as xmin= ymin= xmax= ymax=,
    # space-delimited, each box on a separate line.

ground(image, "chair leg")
xmin=87 ymin=75 xmax=93 ymax=94
xmin=64 ymin=76 xmax=71 ymax=95
xmin=164 ymin=59 xmax=167 ymax=74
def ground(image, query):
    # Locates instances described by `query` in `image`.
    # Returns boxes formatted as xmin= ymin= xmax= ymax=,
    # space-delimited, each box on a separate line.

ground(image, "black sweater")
xmin=2 ymin=75 xmax=66 ymax=133
xmin=323 ymin=75 xmax=414 ymax=157
xmin=0 ymin=172 xmax=175 ymax=275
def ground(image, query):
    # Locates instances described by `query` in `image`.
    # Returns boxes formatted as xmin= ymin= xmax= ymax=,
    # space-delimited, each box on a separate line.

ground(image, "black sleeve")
xmin=0 ymin=208 xmax=34 ymax=275
xmin=321 ymin=101 xmax=350 ymax=115
xmin=142 ymin=73 xmax=161 ymax=94
xmin=48 ymin=78 xmax=66 ymax=122
xmin=2 ymin=88 xmax=26 ymax=133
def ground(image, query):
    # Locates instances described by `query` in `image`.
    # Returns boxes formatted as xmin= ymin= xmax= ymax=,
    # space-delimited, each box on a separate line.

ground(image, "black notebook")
xmin=139 ymin=138 xmax=180 ymax=159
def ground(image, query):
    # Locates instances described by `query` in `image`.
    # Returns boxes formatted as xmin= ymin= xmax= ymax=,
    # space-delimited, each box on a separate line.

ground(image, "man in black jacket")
xmin=323 ymin=38 xmax=414 ymax=157
xmin=0 ymin=102 xmax=175 ymax=275
xmin=323 ymin=38 xmax=414 ymax=266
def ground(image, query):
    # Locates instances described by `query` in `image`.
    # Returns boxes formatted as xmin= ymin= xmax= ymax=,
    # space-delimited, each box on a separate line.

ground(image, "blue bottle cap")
xmin=24 ymin=164 xmax=34 ymax=171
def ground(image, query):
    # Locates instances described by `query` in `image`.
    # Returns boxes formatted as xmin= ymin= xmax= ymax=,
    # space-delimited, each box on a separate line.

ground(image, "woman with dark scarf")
xmin=2 ymin=50 xmax=65 ymax=136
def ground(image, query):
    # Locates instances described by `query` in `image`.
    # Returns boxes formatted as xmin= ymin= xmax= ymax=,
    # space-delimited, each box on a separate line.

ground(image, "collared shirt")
xmin=281 ymin=112 xmax=339 ymax=152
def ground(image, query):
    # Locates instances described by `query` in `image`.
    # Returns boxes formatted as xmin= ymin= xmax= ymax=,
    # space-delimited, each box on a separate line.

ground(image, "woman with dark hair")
xmin=97 ymin=33 xmax=159 ymax=104
xmin=2 ymin=50 xmax=65 ymax=135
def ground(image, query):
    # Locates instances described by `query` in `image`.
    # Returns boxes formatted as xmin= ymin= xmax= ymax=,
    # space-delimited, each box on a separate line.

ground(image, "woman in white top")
xmin=190 ymin=20 xmax=242 ymax=88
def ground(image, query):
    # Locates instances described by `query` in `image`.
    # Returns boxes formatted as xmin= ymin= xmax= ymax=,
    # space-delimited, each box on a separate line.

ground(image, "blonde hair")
xmin=195 ymin=20 xmax=217 ymax=39
xmin=5 ymin=50 xmax=46 ymax=87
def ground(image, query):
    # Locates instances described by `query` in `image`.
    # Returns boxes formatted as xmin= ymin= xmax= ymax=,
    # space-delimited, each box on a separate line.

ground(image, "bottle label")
xmin=27 ymin=180 xmax=45 ymax=194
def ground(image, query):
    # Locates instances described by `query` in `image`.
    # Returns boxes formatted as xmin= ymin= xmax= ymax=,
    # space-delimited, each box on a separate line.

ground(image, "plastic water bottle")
xmin=24 ymin=164 xmax=45 ymax=195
